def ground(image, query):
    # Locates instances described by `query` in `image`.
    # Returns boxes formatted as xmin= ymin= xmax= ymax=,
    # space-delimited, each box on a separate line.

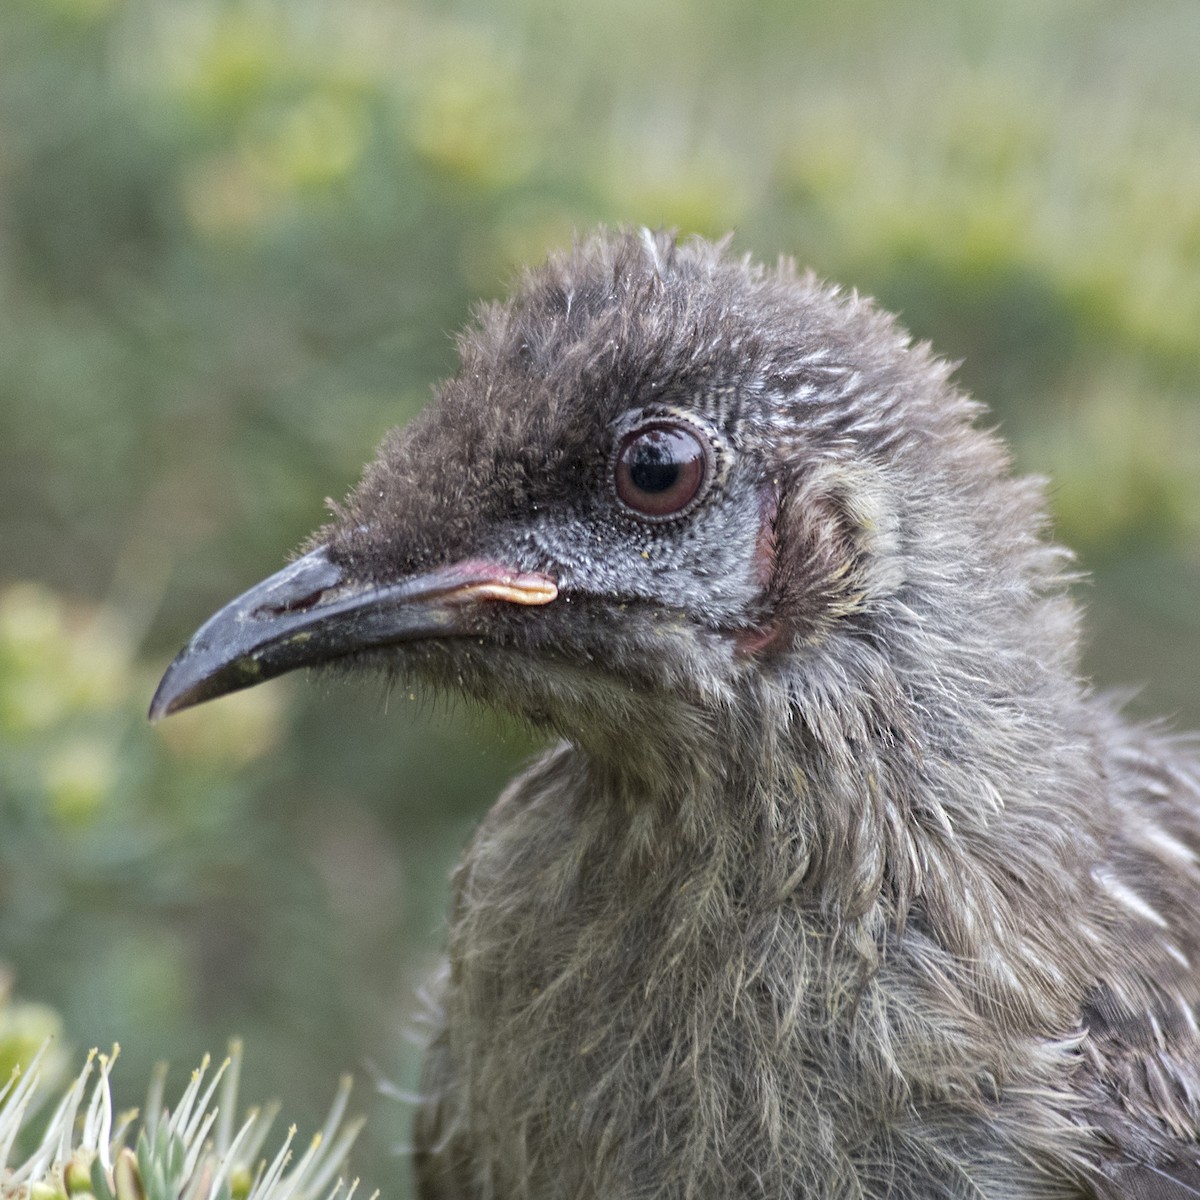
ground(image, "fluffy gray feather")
xmin=155 ymin=228 xmax=1200 ymax=1199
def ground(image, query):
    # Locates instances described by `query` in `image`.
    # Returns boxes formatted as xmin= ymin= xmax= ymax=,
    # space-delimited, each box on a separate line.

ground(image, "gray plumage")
xmin=152 ymin=229 xmax=1200 ymax=1199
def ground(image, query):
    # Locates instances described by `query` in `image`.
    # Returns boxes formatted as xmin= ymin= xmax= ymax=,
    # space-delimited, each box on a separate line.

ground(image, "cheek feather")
xmin=752 ymin=482 xmax=780 ymax=588
xmin=733 ymin=483 xmax=785 ymax=660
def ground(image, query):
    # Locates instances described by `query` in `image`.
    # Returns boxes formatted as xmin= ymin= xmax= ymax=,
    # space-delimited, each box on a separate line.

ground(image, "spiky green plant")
xmin=0 ymin=1044 xmax=371 ymax=1200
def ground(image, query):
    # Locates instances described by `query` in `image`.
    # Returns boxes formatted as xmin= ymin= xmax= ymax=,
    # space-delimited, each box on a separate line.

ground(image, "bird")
xmin=150 ymin=228 xmax=1200 ymax=1199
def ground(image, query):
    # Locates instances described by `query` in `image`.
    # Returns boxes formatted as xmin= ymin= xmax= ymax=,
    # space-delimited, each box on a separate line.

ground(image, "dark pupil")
xmin=629 ymin=435 xmax=681 ymax=493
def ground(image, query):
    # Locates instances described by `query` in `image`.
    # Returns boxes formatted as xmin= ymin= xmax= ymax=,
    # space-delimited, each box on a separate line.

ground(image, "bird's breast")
xmin=415 ymin=746 xmax=1086 ymax=1198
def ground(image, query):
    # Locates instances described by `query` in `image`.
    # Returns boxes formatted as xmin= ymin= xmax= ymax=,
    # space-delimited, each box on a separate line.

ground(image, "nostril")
xmin=253 ymin=588 xmax=331 ymax=618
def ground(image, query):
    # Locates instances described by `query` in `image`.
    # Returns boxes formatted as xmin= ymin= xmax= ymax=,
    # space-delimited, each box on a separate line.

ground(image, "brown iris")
xmin=614 ymin=422 xmax=710 ymax=519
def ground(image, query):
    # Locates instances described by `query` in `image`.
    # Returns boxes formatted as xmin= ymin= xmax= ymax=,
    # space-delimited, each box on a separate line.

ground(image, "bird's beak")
xmin=148 ymin=545 xmax=558 ymax=721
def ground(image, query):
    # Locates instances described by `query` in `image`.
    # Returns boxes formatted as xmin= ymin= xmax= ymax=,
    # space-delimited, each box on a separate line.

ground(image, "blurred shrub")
xmin=0 ymin=582 xmax=302 ymax=1081
xmin=0 ymin=971 xmax=66 ymax=1101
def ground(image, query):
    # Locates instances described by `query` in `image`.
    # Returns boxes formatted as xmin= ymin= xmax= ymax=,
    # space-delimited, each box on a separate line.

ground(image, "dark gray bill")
xmin=148 ymin=545 xmax=557 ymax=721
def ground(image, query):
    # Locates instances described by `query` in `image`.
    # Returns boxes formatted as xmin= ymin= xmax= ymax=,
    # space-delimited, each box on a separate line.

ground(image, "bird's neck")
xmin=568 ymin=613 xmax=1104 ymax=938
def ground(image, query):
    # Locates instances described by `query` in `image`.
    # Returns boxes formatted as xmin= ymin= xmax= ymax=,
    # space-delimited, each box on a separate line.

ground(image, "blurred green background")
xmin=1 ymin=0 xmax=1198 ymax=1194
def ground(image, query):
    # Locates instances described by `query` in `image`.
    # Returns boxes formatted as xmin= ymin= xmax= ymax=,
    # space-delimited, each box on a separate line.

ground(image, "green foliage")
xmin=0 ymin=1037 xmax=366 ymax=1200
xmin=0 ymin=2 xmax=1197 ymax=1197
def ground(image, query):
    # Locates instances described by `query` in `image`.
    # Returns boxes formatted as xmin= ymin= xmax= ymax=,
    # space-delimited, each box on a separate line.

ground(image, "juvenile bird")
xmin=151 ymin=229 xmax=1200 ymax=1199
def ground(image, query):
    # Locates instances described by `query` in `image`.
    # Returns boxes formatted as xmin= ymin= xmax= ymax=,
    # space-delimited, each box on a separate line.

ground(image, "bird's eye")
xmin=614 ymin=422 xmax=711 ymax=519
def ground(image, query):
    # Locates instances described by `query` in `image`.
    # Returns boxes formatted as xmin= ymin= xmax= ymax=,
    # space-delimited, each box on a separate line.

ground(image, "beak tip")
xmin=147 ymin=662 xmax=193 ymax=723
xmin=148 ymin=648 xmax=267 ymax=723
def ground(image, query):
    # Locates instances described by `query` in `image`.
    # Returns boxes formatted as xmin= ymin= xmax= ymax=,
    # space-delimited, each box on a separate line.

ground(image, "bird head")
xmin=151 ymin=229 xmax=1069 ymax=789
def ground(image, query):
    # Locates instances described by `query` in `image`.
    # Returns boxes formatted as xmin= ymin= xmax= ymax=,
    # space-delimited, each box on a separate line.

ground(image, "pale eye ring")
xmin=613 ymin=421 xmax=713 ymax=520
